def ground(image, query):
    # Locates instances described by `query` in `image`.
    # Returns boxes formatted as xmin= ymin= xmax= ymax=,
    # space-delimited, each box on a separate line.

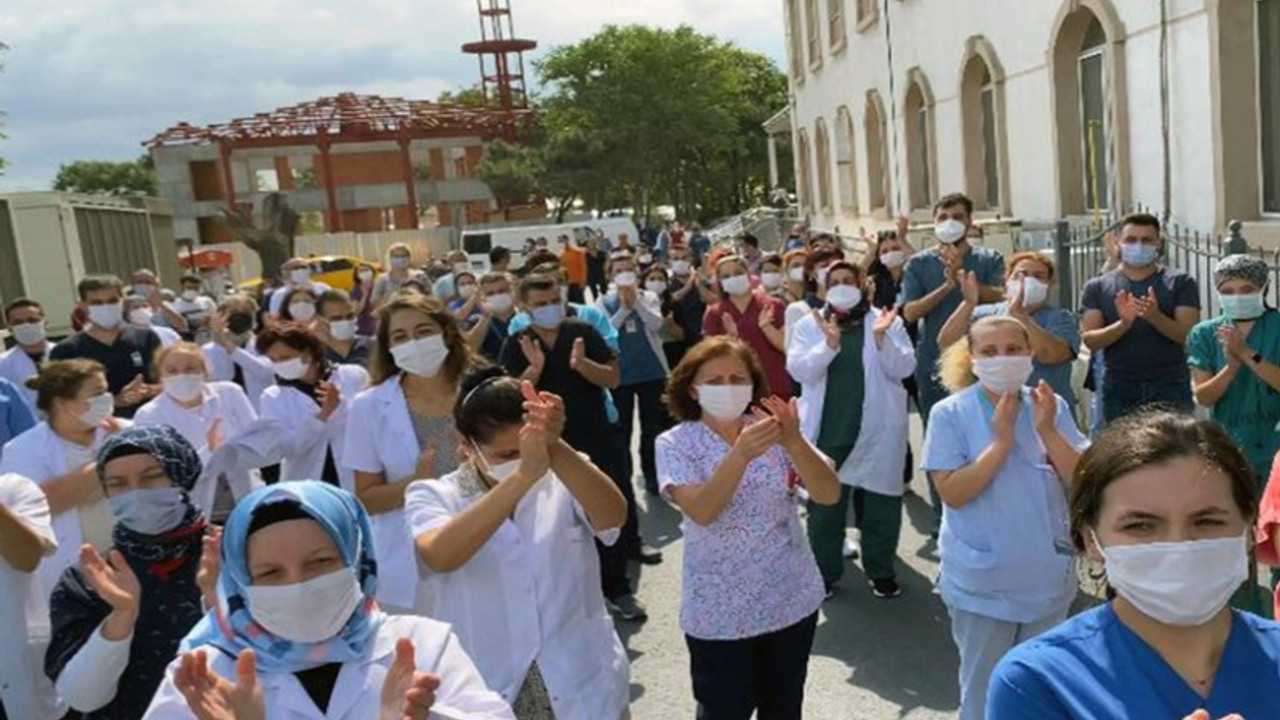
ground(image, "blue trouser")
xmin=916 ymin=369 xmax=949 ymax=523
xmin=1101 ymin=374 xmax=1194 ymax=423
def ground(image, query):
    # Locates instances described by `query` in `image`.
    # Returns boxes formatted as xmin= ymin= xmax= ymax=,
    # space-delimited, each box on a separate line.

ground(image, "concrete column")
xmin=317 ymin=133 xmax=341 ymax=233
xmin=397 ymin=135 xmax=421 ymax=229
xmin=768 ymin=134 xmax=780 ymax=189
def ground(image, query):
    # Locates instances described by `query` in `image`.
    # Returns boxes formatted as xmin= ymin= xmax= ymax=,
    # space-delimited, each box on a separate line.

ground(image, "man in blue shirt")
xmin=687 ymin=223 xmax=711 ymax=267
xmin=0 ymin=377 xmax=37 ymax=462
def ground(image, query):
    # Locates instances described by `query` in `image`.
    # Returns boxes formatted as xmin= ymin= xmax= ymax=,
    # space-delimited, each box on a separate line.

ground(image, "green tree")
xmin=53 ymin=155 xmax=158 ymax=196
xmin=477 ymin=138 xmax=542 ymax=206
xmin=437 ymin=85 xmax=488 ymax=107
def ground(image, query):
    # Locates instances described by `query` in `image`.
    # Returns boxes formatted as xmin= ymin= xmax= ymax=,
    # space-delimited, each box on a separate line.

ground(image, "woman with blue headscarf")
xmin=46 ymin=424 xmax=210 ymax=720
xmin=143 ymin=481 xmax=512 ymax=720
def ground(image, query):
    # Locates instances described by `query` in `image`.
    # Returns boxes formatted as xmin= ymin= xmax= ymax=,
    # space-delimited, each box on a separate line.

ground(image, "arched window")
xmin=805 ymin=0 xmax=822 ymax=67
xmin=797 ymin=129 xmax=814 ymax=214
xmin=904 ymin=70 xmax=936 ymax=210
xmin=787 ymin=0 xmax=804 ymax=81
xmin=865 ymin=91 xmax=889 ymax=213
xmin=835 ymin=107 xmax=859 ymax=213
xmin=828 ymin=0 xmax=847 ymax=49
xmin=960 ymin=38 xmax=1008 ymax=212
xmin=815 ymin=118 xmax=833 ymax=212
xmin=1260 ymin=0 xmax=1280 ymax=212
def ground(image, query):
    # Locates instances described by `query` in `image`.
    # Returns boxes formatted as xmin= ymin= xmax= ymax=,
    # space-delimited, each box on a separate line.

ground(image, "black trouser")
xmin=567 ymin=284 xmax=586 ymax=304
xmin=614 ymin=378 xmax=668 ymax=492
xmin=686 ymin=612 xmax=819 ymax=720
xmin=582 ymin=434 xmax=633 ymax=600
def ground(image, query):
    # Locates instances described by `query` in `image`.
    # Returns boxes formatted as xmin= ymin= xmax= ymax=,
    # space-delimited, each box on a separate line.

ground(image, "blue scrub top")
xmin=972 ymin=302 xmax=1081 ymax=409
xmin=0 ymin=376 xmax=37 ymax=461
xmin=988 ymin=604 xmax=1280 ymax=719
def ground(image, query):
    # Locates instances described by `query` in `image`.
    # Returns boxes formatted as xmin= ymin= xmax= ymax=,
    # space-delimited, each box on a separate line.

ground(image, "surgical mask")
xmin=88 ymin=303 xmax=124 ymax=329
xmin=182 ymin=290 xmax=199 ymax=302
xmin=289 ymin=269 xmax=311 ymax=285
xmin=358 ymin=269 xmax=375 ymax=282
xmin=935 ymin=219 xmax=967 ymax=245
xmin=128 ymin=308 xmax=154 ymax=327
xmin=972 ymin=355 xmax=1034 ymax=394
xmin=247 ymin=567 xmax=362 ymax=643
xmin=720 ymin=275 xmax=750 ymax=296
xmin=614 ymin=271 xmax=638 ymax=288
xmin=473 ymin=444 xmax=521 ymax=485
xmin=453 ymin=262 xmax=470 ymax=275
xmin=390 ymin=256 xmax=410 ymax=270
xmin=672 ymin=260 xmax=691 ymax=275
xmin=1121 ymin=243 xmax=1159 ymax=268
xmin=761 ymin=272 xmax=783 ymax=290
xmin=288 ymin=303 xmax=316 ymax=322
xmin=273 ymin=357 xmax=309 ymax=381
xmin=531 ymin=304 xmax=564 ymax=329
xmin=162 ymin=373 xmax=205 ymax=403
xmin=134 ymin=283 xmax=156 ymax=298
xmin=1219 ymin=293 xmax=1265 ymax=321
xmin=485 ymin=293 xmax=514 ymax=314
xmin=12 ymin=321 xmax=46 ymax=346
xmin=788 ymin=267 xmax=806 ymax=283
xmin=1007 ymin=277 xmax=1050 ymax=307
xmin=79 ymin=393 xmax=115 ymax=428
xmin=226 ymin=312 xmax=255 ymax=335
xmin=329 ymin=320 xmax=357 ymax=342
xmin=638 ymin=254 xmax=654 ymax=265
xmin=109 ymin=487 xmax=189 ymax=536
xmin=816 ymin=267 xmax=831 ymax=288
xmin=391 ymin=335 xmax=449 ymax=378
xmin=695 ymin=384 xmax=754 ymax=422
xmin=827 ymin=285 xmax=863 ymax=312
xmin=645 ymin=281 xmax=668 ymax=295
xmin=1094 ymin=531 xmax=1248 ymax=627
xmin=880 ymin=250 xmax=906 ymax=268
xmin=458 ymin=284 xmax=477 ymax=300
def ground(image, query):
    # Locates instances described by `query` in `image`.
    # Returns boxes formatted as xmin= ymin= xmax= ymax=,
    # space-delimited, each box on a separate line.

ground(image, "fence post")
xmin=1223 ymin=219 xmax=1247 ymax=256
xmin=1054 ymin=220 xmax=1075 ymax=314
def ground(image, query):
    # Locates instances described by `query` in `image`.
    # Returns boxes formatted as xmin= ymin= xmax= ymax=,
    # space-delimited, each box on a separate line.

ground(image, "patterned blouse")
xmin=656 ymin=419 xmax=825 ymax=641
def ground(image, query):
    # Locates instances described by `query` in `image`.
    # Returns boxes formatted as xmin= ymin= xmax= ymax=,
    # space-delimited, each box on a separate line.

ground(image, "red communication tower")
xmin=461 ymin=0 xmax=537 ymax=112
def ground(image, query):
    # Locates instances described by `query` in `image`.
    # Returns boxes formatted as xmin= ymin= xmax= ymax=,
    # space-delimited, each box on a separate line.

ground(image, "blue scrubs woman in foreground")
xmin=987 ymin=411 xmax=1280 ymax=719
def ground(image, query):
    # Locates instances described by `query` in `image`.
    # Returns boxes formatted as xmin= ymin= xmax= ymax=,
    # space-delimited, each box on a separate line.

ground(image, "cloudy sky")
xmin=0 ymin=0 xmax=785 ymax=191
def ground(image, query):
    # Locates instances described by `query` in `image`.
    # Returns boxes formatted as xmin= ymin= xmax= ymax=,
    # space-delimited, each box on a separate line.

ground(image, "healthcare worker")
xmin=46 ymin=426 xmax=208 ymax=720
xmin=921 ymin=315 xmax=1088 ymax=720
xmin=788 ymin=261 xmax=916 ymax=598
xmin=258 ymin=324 xmax=368 ymax=492
xmin=989 ymin=411 xmax=1280 ymax=719
xmin=133 ymin=343 xmax=260 ymax=522
xmin=201 ymin=295 xmax=276 ymax=413
xmin=343 ymin=293 xmax=479 ymax=613
xmin=142 ymin=481 xmax=514 ymax=720
xmin=0 ymin=359 xmax=126 ymax=599
xmin=408 ymin=369 xmax=630 ymax=719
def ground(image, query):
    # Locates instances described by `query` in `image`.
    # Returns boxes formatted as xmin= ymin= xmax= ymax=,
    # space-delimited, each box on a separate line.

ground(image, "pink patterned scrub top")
xmin=656 ymin=418 xmax=825 ymax=641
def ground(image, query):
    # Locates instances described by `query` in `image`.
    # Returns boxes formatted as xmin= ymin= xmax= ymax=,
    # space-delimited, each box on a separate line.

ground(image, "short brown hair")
xmin=664 ymin=337 xmax=768 ymax=422
xmin=27 ymin=359 xmax=105 ymax=414
xmin=1069 ymin=411 xmax=1259 ymax=553
xmin=153 ymin=342 xmax=208 ymax=378
xmin=77 ymin=275 xmax=124 ymax=301
xmin=1121 ymin=212 xmax=1161 ymax=234
xmin=1007 ymin=251 xmax=1054 ymax=280
xmin=370 ymin=293 xmax=476 ymax=386
xmin=933 ymin=192 xmax=974 ymax=217
xmin=255 ymin=322 xmax=327 ymax=368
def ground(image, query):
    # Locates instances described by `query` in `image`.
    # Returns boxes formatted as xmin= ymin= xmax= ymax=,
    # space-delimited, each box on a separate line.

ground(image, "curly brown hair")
xmin=27 ymin=359 xmax=105 ymax=414
xmin=664 ymin=337 xmax=768 ymax=422
xmin=369 ymin=293 xmax=477 ymax=385
xmin=255 ymin=322 xmax=327 ymax=368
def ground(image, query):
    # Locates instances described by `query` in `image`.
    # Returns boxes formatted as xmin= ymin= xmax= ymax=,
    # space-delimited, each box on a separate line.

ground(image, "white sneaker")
xmin=842 ymin=537 xmax=860 ymax=559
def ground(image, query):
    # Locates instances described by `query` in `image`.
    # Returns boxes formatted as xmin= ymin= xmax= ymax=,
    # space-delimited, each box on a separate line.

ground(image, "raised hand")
xmin=414 ymin=440 xmax=439 ymax=480
xmin=516 ymin=417 xmax=552 ymax=481
xmin=990 ymin=391 xmax=1019 ymax=448
xmin=961 ymin=271 xmax=981 ymax=306
xmin=80 ymin=545 xmax=140 ymax=614
xmin=1115 ymin=290 xmax=1145 ymax=324
xmin=518 ymin=335 xmax=545 ymax=374
xmin=730 ymin=412 xmax=783 ymax=464
xmin=206 ymin=418 xmax=224 ymax=454
xmin=1139 ymin=286 xmax=1161 ymax=318
xmin=873 ymin=306 xmax=899 ymax=343
xmin=722 ymin=313 xmax=740 ymax=338
xmin=758 ymin=303 xmax=776 ymax=329
xmin=760 ymin=396 xmax=802 ymax=448
xmin=569 ymin=338 xmax=586 ymax=372
xmin=313 ymin=317 xmax=332 ymax=343
xmin=379 ymin=638 xmax=441 ymax=720
xmin=1030 ymin=380 xmax=1058 ymax=434
xmin=118 ymin=374 xmax=148 ymax=407
xmin=1216 ymin=324 xmax=1249 ymax=365
xmin=197 ymin=528 xmax=221 ymax=611
xmin=175 ymin=649 xmax=264 ymax=720
xmin=814 ymin=310 xmax=841 ymax=349
xmin=619 ymin=285 xmax=637 ymax=309
xmin=941 ymin=245 xmax=962 ymax=286
xmin=521 ymin=381 xmax=566 ymax=443
xmin=317 ymin=380 xmax=341 ymax=420
xmin=1007 ymin=277 xmax=1028 ymax=319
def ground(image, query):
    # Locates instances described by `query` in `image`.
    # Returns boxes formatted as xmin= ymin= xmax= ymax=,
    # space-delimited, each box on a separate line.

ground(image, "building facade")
xmin=780 ymin=0 xmax=1280 ymax=242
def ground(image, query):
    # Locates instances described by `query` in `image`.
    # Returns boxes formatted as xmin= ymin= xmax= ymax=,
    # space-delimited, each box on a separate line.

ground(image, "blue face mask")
xmin=530 ymin=303 xmax=564 ymax=329
xmin=1219 ymin=292 xmax=1266 ymax=321
xmin=1121 ymin=243 xmax=1159 ymax=268
xmin=108 ymin=487 xmax=189 ymax=536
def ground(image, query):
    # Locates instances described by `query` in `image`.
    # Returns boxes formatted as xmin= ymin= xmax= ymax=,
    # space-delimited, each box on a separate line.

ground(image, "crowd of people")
xmin=0 ymin=197 xmax=1279 ymax=720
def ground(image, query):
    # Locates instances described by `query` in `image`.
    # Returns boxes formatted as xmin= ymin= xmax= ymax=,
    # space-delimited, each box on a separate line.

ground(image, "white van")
xmin=460 ymin=217 xmax=639 ymax=272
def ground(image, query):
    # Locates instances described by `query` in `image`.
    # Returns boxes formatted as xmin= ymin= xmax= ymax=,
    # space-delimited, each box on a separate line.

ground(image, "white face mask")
xmin=473 ymin=443 xmax=521 ymax=485
xmin=880 ymin=250 xmax=906 ymax=268
xmin=720 ymin=275 xmax=750 ymax=297
xmin=638 ymin=254 xmax=653 ymax=265
xmin=788 ymin=267 xmax=806 ymax=283
xmin=1007 ymin=277 xmax=1050 ymax=307
xmin=391 ymin=334 xmax=449 ymax=378
xmin=79 ymin=393 xmax=115 ymax=428
xmin=458 ymin=284 xmax=477 ymax=300
xmin=671 ymin=260 xmax=691 ymax=275
xmin=1094 ymin=531 xmax=1249 ymax=627
xmin=162 ymin=373 xmax=205 ymax=403
xmin=760 ymin=272 xmax=783 ymax=290
xmin=695 ymin=383 xmax=754 ymax=422
xmin=614 ymin=271 xmax=638 ymax=288
xmin=826 ymin=284 xmax=863 ymax=312
xmin=108 ymin=487 xmax=189 ymax=536
xmin=645 ymin=280 xmax=668 ymax=295
xmin=289 ymin=269 xmax=311 ymax=286
xmin=128 ymin=308 xmax=153 ymax=327
xmin=182 ymin=290 xmax=199 ymax=302
xmin=88 ymin=303 xmax=124 ymax=330
xmin=935 ymin=219 xmax=968 ymax=244
xmin=247 ymin=567 xmax=362 ymax=643
xmin=816 ymin=267 xmax=831 ymax=288
xmin=972 ymin=355 xmax=1034 ymax=394
xmin=328 ymin=320 xmax=357 ymax=342
xmin=485 ymin=293 xmax=514 ymax=314
xmin=12 ymin=321 xmax=46 ymax=346
xmin=358 ymin=269 xmax=375 ymax=282
xmin=289 ymin=303 xmax=316 ymax=322
xmin=273 ymin=357 xmax=309 ymax=381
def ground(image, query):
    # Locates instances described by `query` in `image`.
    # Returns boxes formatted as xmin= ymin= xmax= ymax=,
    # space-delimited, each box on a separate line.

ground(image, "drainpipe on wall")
xmin=883 ymin=0 xmax=903 ymax=215
xmin=1159 ymin=0 xmax=1172 ymax=221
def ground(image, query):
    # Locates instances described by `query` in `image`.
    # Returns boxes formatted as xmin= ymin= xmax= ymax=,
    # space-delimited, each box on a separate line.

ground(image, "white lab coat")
xmin=342 ymin=377 xmax=428 ymax=611
xmin=405 ymin=471 xmax=630 ymax=720
xmin=142 ymin=615 xmax=515 ymax=720
xmin=201 ymin=342 xmax=276 ymax=412
xmin=0 ymin=473 xmax=64 ymax=720
xmin=260 ymin=365 xmax=369 ymax=494
xmin=133 ymin=382 xmax=263 ymax=514
xmin=0 ymin=343 xmax=52 ymax=411
xmin=268 ymin=281 xmax=332 ymax=316
xmin=0 ymin=421 xmax=124 ymax=598
xmin=787 ymin=308 xmax=917 ymax=496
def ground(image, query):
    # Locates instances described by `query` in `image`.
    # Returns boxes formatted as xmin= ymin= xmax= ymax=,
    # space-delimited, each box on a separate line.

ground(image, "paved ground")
xmin=619 ymin=413 xmax=963 ymax=720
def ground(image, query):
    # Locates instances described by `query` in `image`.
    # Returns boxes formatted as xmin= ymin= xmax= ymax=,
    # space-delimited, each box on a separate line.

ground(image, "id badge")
xmin=131 ymin=351 xmax=144 ymax=369
xmin=624 ymin=318 xmax=637 ymax=334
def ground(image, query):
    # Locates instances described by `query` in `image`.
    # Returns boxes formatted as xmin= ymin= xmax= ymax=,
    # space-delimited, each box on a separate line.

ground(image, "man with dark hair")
xmin=1081 ymin=213 xmax=1200 ymax=421
xmin=171 ymin=273 xmax=217 ymax=343
xmin=49 ymin=275 xmax=161 ymax=418
xmin=0 ymin=299 xmax=54 ymax=410
xmin=316 ymin=289 xmax=374 ymax=366
xmin=737 ymin=232 xmax=764 ymax=275
xmin=488 ymin=245 xmax=512 ymax=274
xmin=129 ymin=268 xmax=189 ymax=335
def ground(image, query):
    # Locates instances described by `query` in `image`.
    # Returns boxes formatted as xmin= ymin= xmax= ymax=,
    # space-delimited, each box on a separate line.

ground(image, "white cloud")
xmin=0 ymin=0 xmax=785 ymax=190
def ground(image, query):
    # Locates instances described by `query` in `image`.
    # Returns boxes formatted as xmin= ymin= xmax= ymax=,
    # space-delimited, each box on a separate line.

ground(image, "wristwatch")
xmin=1252 ymin=351 xmax=1264 ymax=365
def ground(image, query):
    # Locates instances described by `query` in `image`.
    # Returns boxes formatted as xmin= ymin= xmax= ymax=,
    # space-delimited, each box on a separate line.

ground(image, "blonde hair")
xmin=936 ymin=315 xmax=1031 ymax=393
xmin=153 ymin=342 xmax=208 ymax=379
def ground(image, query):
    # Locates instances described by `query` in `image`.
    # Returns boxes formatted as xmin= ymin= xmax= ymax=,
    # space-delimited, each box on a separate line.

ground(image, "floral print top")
xmin=656 ymin=419 xmax=825 ymax=641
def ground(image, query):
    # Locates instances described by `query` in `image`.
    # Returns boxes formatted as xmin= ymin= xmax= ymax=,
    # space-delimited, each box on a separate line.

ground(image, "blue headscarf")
xmin=180 ymin=481 xmax=382 ymax=673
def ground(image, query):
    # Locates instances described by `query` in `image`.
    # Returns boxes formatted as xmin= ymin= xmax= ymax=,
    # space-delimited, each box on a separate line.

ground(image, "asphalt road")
xmin=618 ymin=413 xmax=963 ymax=720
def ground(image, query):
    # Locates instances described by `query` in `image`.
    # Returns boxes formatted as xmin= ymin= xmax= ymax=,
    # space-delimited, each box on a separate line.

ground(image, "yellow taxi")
xmin=238 ymin=255 xmax=382 ymax=294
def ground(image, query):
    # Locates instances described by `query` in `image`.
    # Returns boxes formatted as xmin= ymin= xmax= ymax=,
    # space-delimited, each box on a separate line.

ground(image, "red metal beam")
xmin=317 ymin=131 xmax=341 ymax=233
xmin=397 ymin=134 xmax=420 ymax=230
xmin=217 ymin=141 xmax=237 ymax=213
